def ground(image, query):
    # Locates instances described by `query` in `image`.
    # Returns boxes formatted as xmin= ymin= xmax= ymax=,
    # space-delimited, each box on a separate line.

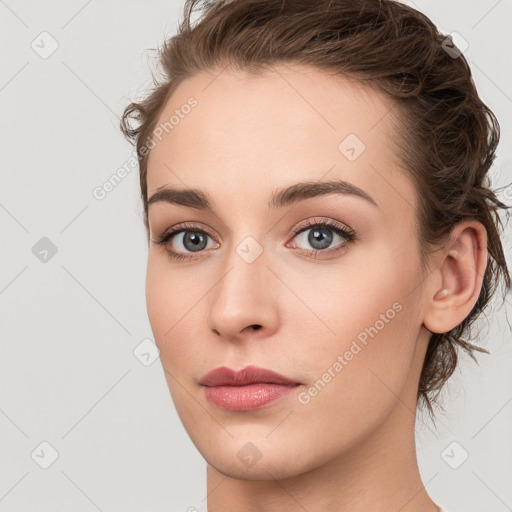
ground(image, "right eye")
xmin=154 ymin=222 xmax=219 ymax=260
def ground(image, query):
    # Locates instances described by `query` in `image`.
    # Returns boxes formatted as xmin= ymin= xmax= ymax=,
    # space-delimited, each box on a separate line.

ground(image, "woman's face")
xmin=145 ymin=63 xmax=432 ymax=479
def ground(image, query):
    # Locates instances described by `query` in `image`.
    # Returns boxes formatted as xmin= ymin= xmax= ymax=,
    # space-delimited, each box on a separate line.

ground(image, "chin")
xmin=196 ymin=430 xmax=324 ymax=482
xmin=205 ymin=450 xmax=306 ymax=481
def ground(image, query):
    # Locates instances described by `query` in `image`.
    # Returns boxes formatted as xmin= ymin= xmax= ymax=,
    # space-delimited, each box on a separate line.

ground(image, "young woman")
xmin=120 ymin=0 xmax=511 ymax=510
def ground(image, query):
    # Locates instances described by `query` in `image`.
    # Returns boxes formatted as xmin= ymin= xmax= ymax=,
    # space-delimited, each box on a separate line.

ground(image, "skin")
xmin=144 ymin=63 xmax=488 ymax=512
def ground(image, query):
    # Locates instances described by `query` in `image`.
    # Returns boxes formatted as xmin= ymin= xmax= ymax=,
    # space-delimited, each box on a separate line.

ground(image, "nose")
xmin=206 ymin=239 xmax=280 ymax=342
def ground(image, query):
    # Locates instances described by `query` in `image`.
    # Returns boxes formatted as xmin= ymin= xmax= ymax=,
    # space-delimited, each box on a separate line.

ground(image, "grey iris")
xmin=309 ymin=227 xmax=333 ymax=250
xmin=183 ymin=232 xmax=207 ymax=252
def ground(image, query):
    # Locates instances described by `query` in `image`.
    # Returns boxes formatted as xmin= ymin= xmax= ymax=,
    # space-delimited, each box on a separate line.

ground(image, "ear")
xmin=423 ymin=220 xmax=488 ymax=334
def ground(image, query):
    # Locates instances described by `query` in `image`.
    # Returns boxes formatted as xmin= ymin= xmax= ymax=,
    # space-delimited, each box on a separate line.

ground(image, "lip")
xmin=199 ymin=365 xmax=299 ymax=386
xmin=199 ymin=365 xmax=301 ymax=411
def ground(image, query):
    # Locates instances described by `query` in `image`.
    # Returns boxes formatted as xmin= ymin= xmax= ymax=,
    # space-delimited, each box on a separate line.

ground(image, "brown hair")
xmin=120 ymin=0 xmax=512 ymax=419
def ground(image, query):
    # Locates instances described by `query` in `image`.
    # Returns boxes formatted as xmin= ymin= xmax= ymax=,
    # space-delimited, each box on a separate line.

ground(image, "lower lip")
xmin=203 ymin=383 xmax=300 ymax=411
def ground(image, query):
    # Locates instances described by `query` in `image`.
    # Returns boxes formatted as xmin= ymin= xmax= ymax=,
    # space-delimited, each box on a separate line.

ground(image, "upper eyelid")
xmin=158 ymin=221 xmax=216 ymax=239
xmin=160 ymin=218 xmax=352 ymax=238
xmin=293 ymin=217 xmax=354 ymax=233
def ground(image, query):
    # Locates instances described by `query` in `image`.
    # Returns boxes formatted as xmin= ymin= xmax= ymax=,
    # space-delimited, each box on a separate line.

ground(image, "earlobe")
xmin=423 ymin=221 xmax=488 ymax=334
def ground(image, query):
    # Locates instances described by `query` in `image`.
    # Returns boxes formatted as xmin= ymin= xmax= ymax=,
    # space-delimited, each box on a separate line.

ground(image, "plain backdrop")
xmin=1 ymin=1 xmax=511 ymax=511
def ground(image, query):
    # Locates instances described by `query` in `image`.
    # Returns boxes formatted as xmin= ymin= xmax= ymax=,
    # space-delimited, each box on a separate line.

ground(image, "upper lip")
xmin=199 ymin=365 xmax=299 ymax=387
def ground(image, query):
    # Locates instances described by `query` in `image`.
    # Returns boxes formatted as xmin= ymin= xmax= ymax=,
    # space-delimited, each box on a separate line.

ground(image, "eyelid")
xmin=154 ymin=221 xmax=218 ymax=244
xmin=289 ymin=216 xmax=355 ymax=238
xmin=285 ymin=217 xmax=356 ymax=256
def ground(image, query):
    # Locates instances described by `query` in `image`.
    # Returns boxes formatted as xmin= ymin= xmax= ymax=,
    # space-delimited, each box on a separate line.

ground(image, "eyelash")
xmin=154 ymin=218 xmax=357 ymax=261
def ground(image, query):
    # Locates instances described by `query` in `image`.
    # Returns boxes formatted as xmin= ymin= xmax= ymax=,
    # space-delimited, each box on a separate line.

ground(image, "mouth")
xmin=199 ymin=365 xmax=302 ymax=411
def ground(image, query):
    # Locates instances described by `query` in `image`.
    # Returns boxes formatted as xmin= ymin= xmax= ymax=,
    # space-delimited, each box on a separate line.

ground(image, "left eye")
xmin=289 ymin=223 xmax=355 ymax=253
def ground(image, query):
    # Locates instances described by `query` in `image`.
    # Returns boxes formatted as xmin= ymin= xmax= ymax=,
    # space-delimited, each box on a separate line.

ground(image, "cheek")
xmin=145 ymin=256 xmax=171 ymax=338
xmin=145 ymin=254 xmax=216 ymax=378
xmin=145 ymin=257 xmax=212 ymax=427
xmin=145 ymin=256 xmax=191 ymax=364
xmin=291 ymin=247 xmax=421 ymax=395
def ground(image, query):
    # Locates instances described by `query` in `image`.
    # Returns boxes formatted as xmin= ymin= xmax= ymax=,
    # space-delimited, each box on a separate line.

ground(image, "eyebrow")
xmin=147 ymin=179 xmax=378 ymax=211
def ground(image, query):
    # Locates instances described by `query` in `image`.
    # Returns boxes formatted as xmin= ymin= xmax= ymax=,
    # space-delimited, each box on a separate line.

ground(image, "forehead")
xmin=146 ymin=63 xmax=416 ymax=220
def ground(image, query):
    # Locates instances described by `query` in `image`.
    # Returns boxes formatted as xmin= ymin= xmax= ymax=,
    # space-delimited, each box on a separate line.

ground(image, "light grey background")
xmin=1 ymin=1 xmax=511 ymax=511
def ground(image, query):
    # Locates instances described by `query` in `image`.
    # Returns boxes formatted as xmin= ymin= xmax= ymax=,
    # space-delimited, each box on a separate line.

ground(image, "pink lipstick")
xmin=199 ymin=365 xmax=301 ymax=411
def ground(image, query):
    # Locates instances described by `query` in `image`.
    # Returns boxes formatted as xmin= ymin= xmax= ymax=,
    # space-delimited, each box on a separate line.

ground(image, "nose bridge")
xmin=215 ymin=231 xmax=268 ymax=309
